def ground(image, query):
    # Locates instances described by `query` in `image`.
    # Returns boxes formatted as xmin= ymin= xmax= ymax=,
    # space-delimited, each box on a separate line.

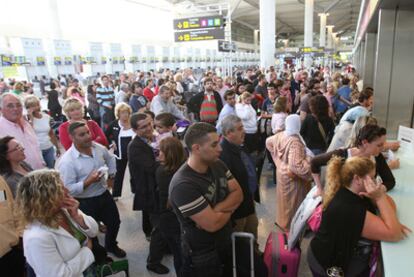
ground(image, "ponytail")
xmin=323 ymin=156 xmax=344 ymax=209
xmin=322 ymin=156 xmax=375 ymax=209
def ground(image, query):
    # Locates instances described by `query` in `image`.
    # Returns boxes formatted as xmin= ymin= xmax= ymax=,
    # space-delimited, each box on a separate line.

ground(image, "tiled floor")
xmin=108 ymin=163 xmax=314 ymax=277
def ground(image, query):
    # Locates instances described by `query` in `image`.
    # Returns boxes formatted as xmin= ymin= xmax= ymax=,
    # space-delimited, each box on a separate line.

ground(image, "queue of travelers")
xmin=0 ymin=64 xmax=410 ymax=277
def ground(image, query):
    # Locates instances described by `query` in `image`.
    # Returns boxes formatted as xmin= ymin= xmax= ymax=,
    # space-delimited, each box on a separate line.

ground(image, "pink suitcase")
xmin=263 ymin=232 xmax=301 ymax=277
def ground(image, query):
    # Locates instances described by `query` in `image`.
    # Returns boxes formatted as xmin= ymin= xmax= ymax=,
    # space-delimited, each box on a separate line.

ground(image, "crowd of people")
xmin=0 ymin=64 xmax=410 ymax=277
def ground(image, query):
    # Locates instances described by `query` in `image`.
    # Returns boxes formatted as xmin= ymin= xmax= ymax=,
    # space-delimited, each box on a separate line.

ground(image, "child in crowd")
xmin=151 ymin=112 xmax=177 ymax=157
xmin=271 ymin=96 xmax=288 ymax=134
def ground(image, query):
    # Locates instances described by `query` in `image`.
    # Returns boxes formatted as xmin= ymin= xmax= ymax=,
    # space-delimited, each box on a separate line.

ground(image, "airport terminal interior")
xmin=0 ymin=0 xmax=414 ymax=276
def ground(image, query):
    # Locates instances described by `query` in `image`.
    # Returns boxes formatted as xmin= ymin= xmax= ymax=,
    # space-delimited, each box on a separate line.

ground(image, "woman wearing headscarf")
xmin=266 ymin=114 xmax=312 ymax=231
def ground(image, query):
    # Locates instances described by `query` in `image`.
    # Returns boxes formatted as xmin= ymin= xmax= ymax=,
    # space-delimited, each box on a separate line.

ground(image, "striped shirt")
xmin=96 ymin=86 xmax=115 ymax=109
xmin=199 ymin=93 xmax=218 ymax=123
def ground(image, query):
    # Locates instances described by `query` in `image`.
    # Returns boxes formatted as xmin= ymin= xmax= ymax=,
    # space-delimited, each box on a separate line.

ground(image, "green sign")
xmin=174 ymin=28 xmax=224 ymax=43
xmin=173 ymin=15 xmax=223 ymax=30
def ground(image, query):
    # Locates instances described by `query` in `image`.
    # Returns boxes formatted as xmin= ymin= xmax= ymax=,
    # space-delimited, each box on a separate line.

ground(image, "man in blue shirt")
xmin=58 ymin=121 xmax=126 ymax=258
xmin=334 ymin=77 xmax=352 ymax=114
xmin=216 ymin=90 xmax=237 ymax=134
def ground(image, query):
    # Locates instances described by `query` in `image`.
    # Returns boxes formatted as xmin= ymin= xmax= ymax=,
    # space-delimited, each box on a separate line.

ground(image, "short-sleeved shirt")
xmin=310 ymin=187 xmax=375 ymax=272
xmin=169 ymin=160 xmax=233 ymax=252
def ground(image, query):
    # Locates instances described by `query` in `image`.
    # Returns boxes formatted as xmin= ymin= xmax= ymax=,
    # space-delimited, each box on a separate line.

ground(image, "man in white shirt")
xmin=150 ymin=85 xmax=184 ymax=119
xmin=216 ymin=90 xmax=236 ymax=134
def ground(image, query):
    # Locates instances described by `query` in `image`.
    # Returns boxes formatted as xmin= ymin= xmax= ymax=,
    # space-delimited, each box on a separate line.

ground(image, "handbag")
xmin=307 ymin=204 xmax=322 ymax=232
xmin=96 ymin=259 xmax=129 ymax=277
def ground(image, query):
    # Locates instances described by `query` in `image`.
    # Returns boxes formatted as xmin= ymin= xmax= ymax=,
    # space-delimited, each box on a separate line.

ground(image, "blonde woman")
xmin=307 ymin=156 xmax=410 ymax=276
xmin=17 ymin=170 xmax=98 ymax=277
xmin=104 ymin=103 xmax=135 ymax=199
xmin=58 ymin=98 xmax=108 ymax=150
xmin=173 ymin=73 xmax=184 ymax=94
xmin=25 ymin=95 xmax=60 ymax=168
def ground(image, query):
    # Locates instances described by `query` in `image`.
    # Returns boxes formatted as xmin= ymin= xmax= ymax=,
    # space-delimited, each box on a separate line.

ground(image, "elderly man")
xmin=219 ymin=115 xmax=258 ymax=239
xmin=150 ymin=85 xmax=184 ymax=119
xmin=0 ymin=93 xmax=44 ymax=169
xmin=115 ymin=83 xmax=131 ymax=104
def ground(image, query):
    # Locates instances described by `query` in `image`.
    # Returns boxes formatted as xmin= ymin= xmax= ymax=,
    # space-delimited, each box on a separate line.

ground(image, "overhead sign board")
xmin=173 ymin=15 xmax=223 ymax=30
xmin=218 ymin=40 xmax=237 ymax=52
xmin=175 ymin=28 xmax=224 ymax=43
xmin=299 ymin=47 xmax=328 ymax=55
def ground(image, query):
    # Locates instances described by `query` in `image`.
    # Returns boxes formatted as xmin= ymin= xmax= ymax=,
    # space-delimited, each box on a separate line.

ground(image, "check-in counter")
xmin=381 ymin=151 xmax=414 ymax=277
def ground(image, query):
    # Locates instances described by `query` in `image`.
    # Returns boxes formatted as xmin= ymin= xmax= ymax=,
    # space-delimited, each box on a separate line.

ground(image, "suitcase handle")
xmin=231 ymin=232 xmax=255 ymax=277
xmin=283 ymin=233 xmax=288 ymax=250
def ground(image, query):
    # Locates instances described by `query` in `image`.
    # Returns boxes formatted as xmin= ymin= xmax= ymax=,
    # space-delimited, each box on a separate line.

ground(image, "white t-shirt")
xmin=235 ymin=103 xmax=257 ymax=134
xmin=32 ymin=113 xmax=53 ymax=150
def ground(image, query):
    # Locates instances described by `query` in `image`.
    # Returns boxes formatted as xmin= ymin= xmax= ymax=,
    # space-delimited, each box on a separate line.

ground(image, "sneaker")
xmin=107 ymin=246 xmax=126 ymax=258
xmin=99 ymin=222 xmax=107 ymax=233
xmin=146 ymin=264 xmax=170 ymax=274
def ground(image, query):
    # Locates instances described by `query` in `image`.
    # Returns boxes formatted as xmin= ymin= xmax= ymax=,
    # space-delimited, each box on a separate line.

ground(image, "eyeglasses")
xmin=5 ymin=103 xmax=23 ymax=109
xmin=7 ymin=143 xmax=24 ymax=153
xmin=137 ymin=122 xmax=152 ymax=130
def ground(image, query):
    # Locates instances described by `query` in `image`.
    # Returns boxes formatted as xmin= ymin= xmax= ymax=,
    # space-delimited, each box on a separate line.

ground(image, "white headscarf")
xmin=285 ymin=114 xmax=301 ymax=136
xmin=284 ymin=114 xmax=314 ymax=157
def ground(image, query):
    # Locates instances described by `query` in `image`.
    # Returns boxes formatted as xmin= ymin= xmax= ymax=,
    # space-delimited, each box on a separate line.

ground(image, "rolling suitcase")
xmin=263 ymin=232 xmax=301 ymax=277
xmin=232 ymin=232 xmax=255 ymax=277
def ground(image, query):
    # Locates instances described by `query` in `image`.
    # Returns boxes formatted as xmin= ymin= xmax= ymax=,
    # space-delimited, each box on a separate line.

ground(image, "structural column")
xmin=319 ymin=13 xmax=328 ymax=47
xmin=254 ymin=29 xmax=259 ymax=54
xmin=304 ymin=0 xmax=314 ymax=68
xmin=259 ymin=0 xmax=275 ymax=69
xmin=326 ymin=25 xmax=334 ymax=48
xmin=362 ymin=33 xmax=377 ymax=88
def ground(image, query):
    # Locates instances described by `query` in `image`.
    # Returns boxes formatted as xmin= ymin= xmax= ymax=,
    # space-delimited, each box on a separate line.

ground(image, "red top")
xmin=143 ymin=87 xmax=154 ymax=101
xmin=58 ymin=120 xmax=109 ymax=150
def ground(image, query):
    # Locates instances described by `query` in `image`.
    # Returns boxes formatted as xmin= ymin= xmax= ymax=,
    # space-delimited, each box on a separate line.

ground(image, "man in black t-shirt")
xmin=169 ymin=123 xmax=243 ymax=277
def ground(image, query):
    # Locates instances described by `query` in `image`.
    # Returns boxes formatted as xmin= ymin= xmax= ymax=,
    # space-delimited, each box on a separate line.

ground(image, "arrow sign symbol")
xmin=178 ymin=36 xmax=183 ymax=41
xmin=177 ymin=22 xmax=182 ymax=29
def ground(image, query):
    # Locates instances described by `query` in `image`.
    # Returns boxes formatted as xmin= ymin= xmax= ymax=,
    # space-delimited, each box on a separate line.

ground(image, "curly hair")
xmin=323 ymin=156 xmax=375 ymax=210
xmin=62 ymin=97 xmax=84 ymax=118
xmin=15 ymin=169 xmax=65 ymax=229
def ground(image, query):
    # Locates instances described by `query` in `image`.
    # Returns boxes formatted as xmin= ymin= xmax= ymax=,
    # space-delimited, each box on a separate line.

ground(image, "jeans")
xmin=42 ymin=147 xmax=55 ymax=169
xmin=77 ymin=190 xmax=121 ymax=250
xmin=112 ymin=158 xmax=128 ymax=197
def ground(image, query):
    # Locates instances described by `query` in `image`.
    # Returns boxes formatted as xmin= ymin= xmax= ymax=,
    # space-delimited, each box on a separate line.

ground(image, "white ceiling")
xmin=170 ymin=0 xmax=361 ymax=40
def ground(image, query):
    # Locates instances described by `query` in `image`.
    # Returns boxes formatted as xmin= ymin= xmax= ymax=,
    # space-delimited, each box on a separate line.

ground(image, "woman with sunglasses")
xmin=0 ymin=136 xmax=33 ymax=198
